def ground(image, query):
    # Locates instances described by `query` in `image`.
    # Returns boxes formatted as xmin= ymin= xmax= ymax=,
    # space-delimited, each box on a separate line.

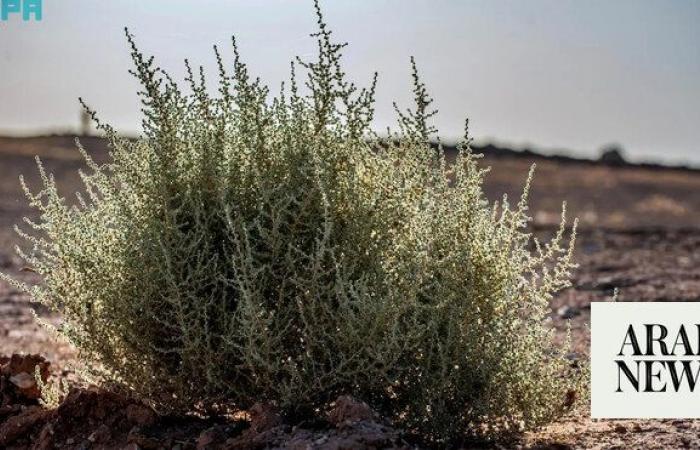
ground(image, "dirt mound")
xmin=1 ymin=354 xmax=50 ymax=405
xmin=0 ymin=354 xmax=411 ymax=449
xmin=0 ymin=354 xmax=159 ymax=449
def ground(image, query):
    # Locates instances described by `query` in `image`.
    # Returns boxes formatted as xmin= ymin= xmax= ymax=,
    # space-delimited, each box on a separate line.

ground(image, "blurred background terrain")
xmin=1 ymin=135 xmax=700 ymax=448
xmin=1 ymin=135 xmax=699 ymax=248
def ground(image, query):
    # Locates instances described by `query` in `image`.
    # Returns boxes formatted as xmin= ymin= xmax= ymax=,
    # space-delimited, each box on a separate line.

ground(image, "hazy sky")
xmin=1 ymin=0 xmax=699 ymax=164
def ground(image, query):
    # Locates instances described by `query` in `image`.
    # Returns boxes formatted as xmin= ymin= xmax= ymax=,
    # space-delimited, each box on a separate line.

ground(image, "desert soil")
xmin=1 ymin=136 xmax=699 ymax=449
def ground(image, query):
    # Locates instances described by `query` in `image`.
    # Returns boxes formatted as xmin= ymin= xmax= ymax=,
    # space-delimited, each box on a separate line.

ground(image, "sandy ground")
xmin=1 ymin=135 xmax=700 ymax=449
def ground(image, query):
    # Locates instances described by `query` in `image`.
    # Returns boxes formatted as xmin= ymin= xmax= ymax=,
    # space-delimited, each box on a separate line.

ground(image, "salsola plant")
xmin=3 ymin=2 xmax=582 ymax=442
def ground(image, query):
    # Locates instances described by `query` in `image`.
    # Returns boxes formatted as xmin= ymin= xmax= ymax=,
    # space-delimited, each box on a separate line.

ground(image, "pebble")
xmin=613 ymin=424 xmax=627 ymax=434
xmin=557 ymin=305 xmax=580 ymax=319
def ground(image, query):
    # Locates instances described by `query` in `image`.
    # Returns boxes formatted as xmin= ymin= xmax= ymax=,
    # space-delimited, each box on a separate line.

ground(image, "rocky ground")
xmin=1 ymin=135 xmax=699 ymax=449
xmin=0 ymin=365 xmax=411 ymax=450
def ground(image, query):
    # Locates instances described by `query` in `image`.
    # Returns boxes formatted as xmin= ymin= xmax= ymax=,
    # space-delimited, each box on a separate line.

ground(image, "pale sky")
xmin=1 ymin=0 xmax=699 ymax=164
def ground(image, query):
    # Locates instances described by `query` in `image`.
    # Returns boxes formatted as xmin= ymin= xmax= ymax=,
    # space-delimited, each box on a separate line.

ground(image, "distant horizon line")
xmin=1 ymin=128 xmax=698 ymax=172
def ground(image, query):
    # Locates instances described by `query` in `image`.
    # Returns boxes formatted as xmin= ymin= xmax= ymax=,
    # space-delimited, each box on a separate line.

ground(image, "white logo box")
xmin=591 ymin=302 xmax=700 ymax=418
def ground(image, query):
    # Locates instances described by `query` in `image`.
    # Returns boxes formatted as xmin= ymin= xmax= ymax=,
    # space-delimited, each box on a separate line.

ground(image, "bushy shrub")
xmin=3 ymin=3 xmax=582 ymax=442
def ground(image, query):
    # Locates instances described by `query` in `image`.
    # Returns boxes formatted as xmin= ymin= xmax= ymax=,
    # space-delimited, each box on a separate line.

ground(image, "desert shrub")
xmin=3 ymin=2 xmax=582 ymax=443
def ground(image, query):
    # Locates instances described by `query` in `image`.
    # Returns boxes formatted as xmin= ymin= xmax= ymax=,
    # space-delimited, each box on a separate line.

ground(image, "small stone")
xmin=327 ymin=396 xmax=375 ymax=426
xmin=127 ymin=427 xmax=162 ymax=450
xmin=672 ymin=420 xmax=691 ymax=429
xmin=557 ymin=305 xmax=580 ymax=319
xmin=9 ymin=372 xmax=36 ymax=390
xmin=565 ymin=352 xmax=580 ymax=361
xmin=197 ymin=427 xmax=225 ymax=449
xmin=249 ymin=402 xmax=282 ymax=432
xmin=613 ymin=424 xmax=627 ymax=434
xmin=126 ymin=403 xmax=157 ymax=427
xmin=88 ymin=423 xmax=111 ymax=443
xmin=76 ymin=440 xmax=92 ymax=450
